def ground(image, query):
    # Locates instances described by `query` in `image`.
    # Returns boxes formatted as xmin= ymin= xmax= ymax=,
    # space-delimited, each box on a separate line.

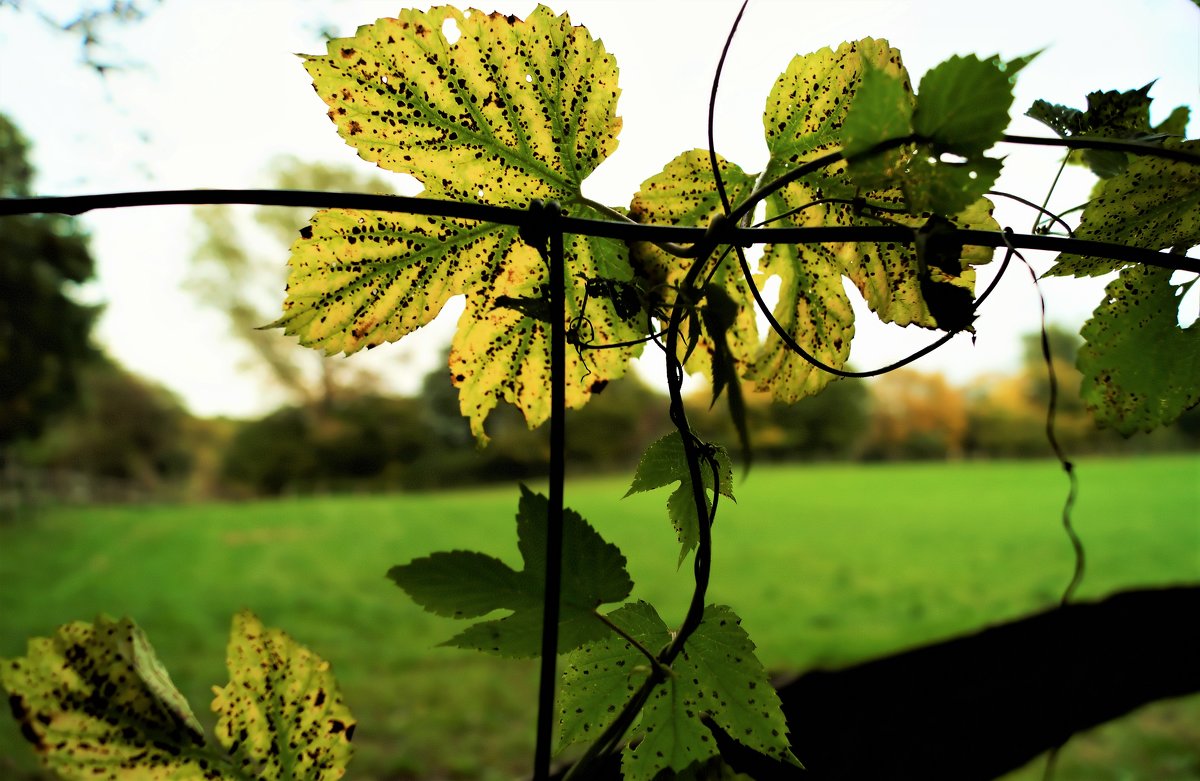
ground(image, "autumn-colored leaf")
xmin=279 ymin=5 xmax=645 ymax=440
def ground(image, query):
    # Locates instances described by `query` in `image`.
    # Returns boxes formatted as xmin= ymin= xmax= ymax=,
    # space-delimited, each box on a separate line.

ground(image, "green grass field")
xmin=2 ymin=455 xmax=1197 ymax=780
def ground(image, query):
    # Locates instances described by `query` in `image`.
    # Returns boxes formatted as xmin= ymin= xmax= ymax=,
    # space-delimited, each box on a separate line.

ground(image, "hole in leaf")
xmin=441 ymin=17 xmax=461 ymax=45
xmin=381 ymin=74 xmax=388 ymax=85
xmin=1171 ymin=270 xmax=1199 ymax=328
xmin=525 ymin=74 xmax=533 ymax=83
xmin=938 ymin=152 xmax=969 ymax=164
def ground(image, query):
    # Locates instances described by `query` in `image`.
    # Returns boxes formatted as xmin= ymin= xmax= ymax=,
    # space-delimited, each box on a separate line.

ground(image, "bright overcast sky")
xmin=1 ymin=0 xmax=1197 ymax=417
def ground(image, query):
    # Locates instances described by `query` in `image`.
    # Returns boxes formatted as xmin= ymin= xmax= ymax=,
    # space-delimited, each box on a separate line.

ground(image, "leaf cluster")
xmin=2 ymin=612 xmax=356 ymax=781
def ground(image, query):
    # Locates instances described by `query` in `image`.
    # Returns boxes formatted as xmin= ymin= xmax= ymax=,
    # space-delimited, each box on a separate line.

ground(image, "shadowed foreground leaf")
xmin=557 ymin=602 xmax=797 ymax=781
xmin=388 ymin=485 xmax=633 ymax=657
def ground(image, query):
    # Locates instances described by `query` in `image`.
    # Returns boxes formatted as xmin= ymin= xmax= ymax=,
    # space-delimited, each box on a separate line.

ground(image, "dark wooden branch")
xmin=552 ymin=586 xmax=1200 ymax=780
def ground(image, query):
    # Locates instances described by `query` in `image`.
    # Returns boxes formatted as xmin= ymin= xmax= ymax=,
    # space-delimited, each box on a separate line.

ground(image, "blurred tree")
xmin=964 ymin=324 xmax=1200 ymax=456
xmin=16 ymin=353 xmax=193 ymax=496
xmin=188 ymin=157 xmax=396 ymax=407
xmin=0 ymin=113 xmax=98 ymax=446
xmin=219 ymin=394 xmax=439 ymax=496
xmin=863 ymin=370 xmax=967 ymax=460
xmin=688 ymin=378 xmax=870 ymax=463
xmin=0 ymin=0 xmax=160 ymax=75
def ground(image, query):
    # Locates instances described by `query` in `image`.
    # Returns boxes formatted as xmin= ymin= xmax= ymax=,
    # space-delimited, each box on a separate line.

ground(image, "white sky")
xmin=1 ymin=0 xmax=1197 ymax=417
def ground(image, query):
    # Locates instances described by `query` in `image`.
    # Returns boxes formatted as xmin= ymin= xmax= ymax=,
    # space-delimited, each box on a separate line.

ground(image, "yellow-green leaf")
xmin=448 ymin=230 xmax=645 ymax=439
xmin=1 ymin=616 xmax=225 ymax=780
xmin=211 ymin=611 xmax=355 ymax=781
xmin=749 ymin=39 xmax=997 ymax=401
xmin=629 ymin=150 xmax=760 ymax=382
xmin=303 ymin=5 xmax=619 ymax=203
xmin=1047 ymin=139 xmax=1200 ymax=277
xmin=284 ymin=6 xmax=643 ymax=440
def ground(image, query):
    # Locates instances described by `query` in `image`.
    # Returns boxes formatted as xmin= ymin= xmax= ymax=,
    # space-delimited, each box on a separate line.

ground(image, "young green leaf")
xmin=626 ymin=432 xmax=735 ymax=565
xmin=913 ymin=52 xmax=1034 ymax=156
xmin=558 ymin=603 xmax=797 ymax=779
xmin=1 ymin=616 xmax=221 ymax=780
xmin=280 ymin=5 xmax=645 ymax=441
xmin=211 ymin=610 xmax=356 ymax=781
xmin=1077 ymin=265 xmax=1200 ymax=434
xmin=388 ymin=485 xmax=633 ymax=657
xmin=841 ymin=60 xmax=914 ymax=160
xmin=1045 ymin=139 xmax=1200 ymax=277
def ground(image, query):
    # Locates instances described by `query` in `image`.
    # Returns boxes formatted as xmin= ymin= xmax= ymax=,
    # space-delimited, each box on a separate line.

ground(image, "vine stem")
xmin=2 ymin=191 xmax=1196 ymax=274
xmin=533 ymin=201 xmax=566 ymax=781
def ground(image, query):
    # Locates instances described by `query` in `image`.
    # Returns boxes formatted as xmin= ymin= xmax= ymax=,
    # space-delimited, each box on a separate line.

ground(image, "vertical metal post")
xmin=533 ymin=201 xmax=565 ymax=781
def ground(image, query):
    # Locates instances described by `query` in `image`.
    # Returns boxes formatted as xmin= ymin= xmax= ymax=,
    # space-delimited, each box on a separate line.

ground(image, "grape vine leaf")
xmin=1 ymin=615 xmax=218 ymax=780
xmin=1045 ymin=139 xmax=1200 ymax=277
xmin=912 ymin=52 xmax=1034 ymax=156
xmin=1077 ymin=265 xmax=1200 ymax=434
xmin=628 ymin=149 xmax=760 ymax=386
xmin=274 ymin=5 xmax=646 ymax=442
xmin=625 ymin=432 xmax=734 ymax=565
xmin=211 ymin=611 xmax=356 ymax=781
xmin=557 ymin=602 xmax=798 ymax=780
xmin=556 ymin=600 xmax=666 ymax=750
xmin=2 ymin=612 xmax=354 ymax=781
xmin=749 ymin=39 xmax=998 ymax=403
xmin=388 ymin=485 xmax=633 ymax=657
xmin=1027 ymin=83 xmax=1166 ymax=178
xmin=844 ymin=52 xmax=1029 ymax=214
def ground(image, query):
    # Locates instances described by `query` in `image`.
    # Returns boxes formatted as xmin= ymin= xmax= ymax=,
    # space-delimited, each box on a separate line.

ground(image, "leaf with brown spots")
xmin=1077 ymin=265 xmax=1200 ymax=434
xmin=1045 ymin=139 xmax=1200 ymax=278
xmin=629 ymin=150 xmax=760 ymax=384
xmin=282 ymin=5 xmax=643 ymax=440
xmin=211 ymin=611 xmax=355 ymax=781
xmin=0 ymin=616 xmax=231 ymax=780
xmin=750 ymin=39 xmax=997 ymax=402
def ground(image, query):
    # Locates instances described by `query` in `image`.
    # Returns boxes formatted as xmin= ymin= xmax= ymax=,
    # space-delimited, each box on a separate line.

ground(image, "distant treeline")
xmin=6 ymin=334 xmax=1198 ymax=504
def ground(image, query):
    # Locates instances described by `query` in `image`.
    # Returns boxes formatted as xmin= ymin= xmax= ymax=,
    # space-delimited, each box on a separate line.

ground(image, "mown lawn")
xmin=1 ymin=455 xmax=1197 ymax=780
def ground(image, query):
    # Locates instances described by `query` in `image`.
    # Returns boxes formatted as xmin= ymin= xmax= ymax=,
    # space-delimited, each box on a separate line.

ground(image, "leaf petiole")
xmin=593 ymin=609 xmax=670 ymax=676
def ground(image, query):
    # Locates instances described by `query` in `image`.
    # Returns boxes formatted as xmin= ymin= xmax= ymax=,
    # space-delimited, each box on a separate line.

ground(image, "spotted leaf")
xmin=556 ymin=601 xmax=664 ymax=751
xmin=210 ymin=611 xmax=355 ymax=781
xmin=1077 ymin=265 xmax=1200 ymax=434
xmin=629 ymin=150 xmax=760 ymax=383
xmin=273 ymin=206 xmax=644 ymax=440
xmin=283 ymin=6 xmax=643 ymax=440
xmin=751 ymin=39 xmax=997 ymax=402
xmin=1 ymin=616 xmax=223 ymax=780
xmin=1045 ymin=139 xmax=1200 ymax=278
xmin=388 ymin=485 xmax=633 ymax=657
xmin=558 ymin=603 xmax=797 ymax=779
